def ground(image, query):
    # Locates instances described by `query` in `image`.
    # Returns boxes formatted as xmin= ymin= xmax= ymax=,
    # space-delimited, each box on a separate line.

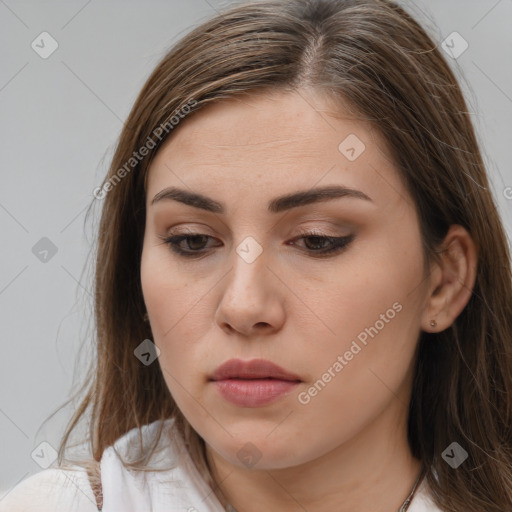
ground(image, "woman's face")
xmin=141 ymin=89 xmax=431 ymax=470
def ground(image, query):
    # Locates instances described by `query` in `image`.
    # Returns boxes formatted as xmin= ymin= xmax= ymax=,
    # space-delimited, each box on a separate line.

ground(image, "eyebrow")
xmin=150 ymin=185 xmax=373 ymax=214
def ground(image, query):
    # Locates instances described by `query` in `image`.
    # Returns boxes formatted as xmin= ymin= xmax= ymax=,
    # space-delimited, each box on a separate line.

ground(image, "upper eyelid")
xmin=164 ymin=228 xmax=348 ymax=239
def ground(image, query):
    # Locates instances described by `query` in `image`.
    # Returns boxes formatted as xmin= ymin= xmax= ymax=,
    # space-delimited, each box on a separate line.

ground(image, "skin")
xmin=140 ymin=88 xmax=477 ymax=512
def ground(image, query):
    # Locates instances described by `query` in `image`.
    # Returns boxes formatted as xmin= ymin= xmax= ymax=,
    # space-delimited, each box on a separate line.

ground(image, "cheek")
xmin=297 ymin=228 xmax=425 ymax=415
xmin=141 ymin=245 xmax=190 ymax=355
xmin=141 ymin=241 xmax=199 ymax=337
xmin=311 ymin=228 xmax=424 ymax=341
xmin=140 ymin=243 xmax=217 ymax=397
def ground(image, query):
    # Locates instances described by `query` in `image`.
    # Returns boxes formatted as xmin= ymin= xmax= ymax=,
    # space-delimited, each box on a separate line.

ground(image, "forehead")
xmin=145 ymin=89 xmax=408 ymax=211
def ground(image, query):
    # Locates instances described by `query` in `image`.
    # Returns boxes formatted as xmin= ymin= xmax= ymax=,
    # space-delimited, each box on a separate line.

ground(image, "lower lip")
xmin=212 ymin=379 xmax=300 ymax=407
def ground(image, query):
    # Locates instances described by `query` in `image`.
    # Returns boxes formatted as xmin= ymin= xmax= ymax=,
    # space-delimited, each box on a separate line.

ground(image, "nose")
xmin=214 ymin=245 xmax=286 ymax=337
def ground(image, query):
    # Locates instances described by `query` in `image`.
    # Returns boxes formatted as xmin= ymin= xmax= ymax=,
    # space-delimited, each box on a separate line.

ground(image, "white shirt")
xmin=0 ymin=418 xmax=443 ymax=511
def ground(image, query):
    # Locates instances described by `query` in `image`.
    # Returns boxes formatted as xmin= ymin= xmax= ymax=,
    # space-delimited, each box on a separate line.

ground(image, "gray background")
xmin=1 ymin=0 xmax=511 ymax=496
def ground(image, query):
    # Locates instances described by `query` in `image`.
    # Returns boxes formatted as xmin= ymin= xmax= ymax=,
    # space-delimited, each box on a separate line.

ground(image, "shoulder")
xmin=1 ymin=419 xmax=224 ymax=512
xmin=0 ymin=421 xmax=173 ymax=512
xmin=0 ymin=466 xmax=99 ymax=512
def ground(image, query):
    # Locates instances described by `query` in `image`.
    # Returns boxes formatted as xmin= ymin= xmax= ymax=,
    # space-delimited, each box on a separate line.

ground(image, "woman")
xmin=3 ymin=0 xmax=511 ymax=511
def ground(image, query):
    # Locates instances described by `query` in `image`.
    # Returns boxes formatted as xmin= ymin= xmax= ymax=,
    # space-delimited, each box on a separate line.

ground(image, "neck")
xmin=206 ymin=402 xmax=422 ymax=512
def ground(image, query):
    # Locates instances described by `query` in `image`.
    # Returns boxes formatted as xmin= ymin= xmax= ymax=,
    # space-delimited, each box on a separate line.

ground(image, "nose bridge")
xmin=215 ymin=234 xmax=285 ymax=335
xmin=226 ymin=235 xmax=268 ymax=302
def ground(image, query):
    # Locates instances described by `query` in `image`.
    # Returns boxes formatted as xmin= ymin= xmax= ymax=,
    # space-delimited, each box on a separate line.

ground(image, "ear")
xmin=421 ymin=224 xmax=478 ymax=333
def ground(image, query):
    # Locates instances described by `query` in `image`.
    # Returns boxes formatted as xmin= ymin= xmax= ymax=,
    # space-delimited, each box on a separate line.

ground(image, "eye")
xmin=289 ymin=230 xmax=355 ymax=257
xmin=159 ymin=233 xmax=219 ymax=257
xmin=158 ymin=229 xmax=354 ymax=258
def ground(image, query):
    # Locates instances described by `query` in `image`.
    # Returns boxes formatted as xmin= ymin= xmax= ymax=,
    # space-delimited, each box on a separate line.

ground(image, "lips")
xmin=209 ymin=358 xmax=302 ymax=407
xmin=209 ymin=358 xmax=302 ymax=382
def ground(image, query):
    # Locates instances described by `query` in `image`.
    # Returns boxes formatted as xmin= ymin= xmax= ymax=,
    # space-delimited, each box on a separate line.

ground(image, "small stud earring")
xmin=430 ymin=319 xmax=437 ymax=328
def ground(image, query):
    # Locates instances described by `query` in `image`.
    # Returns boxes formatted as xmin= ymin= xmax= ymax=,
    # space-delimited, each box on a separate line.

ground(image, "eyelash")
xmin=158 ymin=229 xmax=354 ymax=259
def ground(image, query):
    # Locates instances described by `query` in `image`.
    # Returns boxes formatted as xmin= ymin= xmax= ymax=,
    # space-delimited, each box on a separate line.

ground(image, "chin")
xmin=205 ymin=428 xmax=326 ymax=471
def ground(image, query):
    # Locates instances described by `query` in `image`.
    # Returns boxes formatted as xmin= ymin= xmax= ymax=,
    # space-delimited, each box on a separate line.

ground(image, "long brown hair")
xmin=58 ymin=1 xmax=512 ymax=510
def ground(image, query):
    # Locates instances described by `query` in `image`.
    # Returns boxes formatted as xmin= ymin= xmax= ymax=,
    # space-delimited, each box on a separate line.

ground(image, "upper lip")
xmin=210 ymin=358 xmax=302 ymax=381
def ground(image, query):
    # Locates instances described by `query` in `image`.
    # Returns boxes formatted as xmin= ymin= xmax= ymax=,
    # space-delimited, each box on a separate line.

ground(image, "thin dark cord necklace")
xmin=224 ymin=465 xmax=426 ymax=512
xmin=398 ymin=465 xmax=426 ymax=512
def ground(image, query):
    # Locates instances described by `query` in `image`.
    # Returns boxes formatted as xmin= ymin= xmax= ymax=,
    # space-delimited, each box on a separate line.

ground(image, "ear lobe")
xmin=421 ymin=225 xmax=478 ymax=333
